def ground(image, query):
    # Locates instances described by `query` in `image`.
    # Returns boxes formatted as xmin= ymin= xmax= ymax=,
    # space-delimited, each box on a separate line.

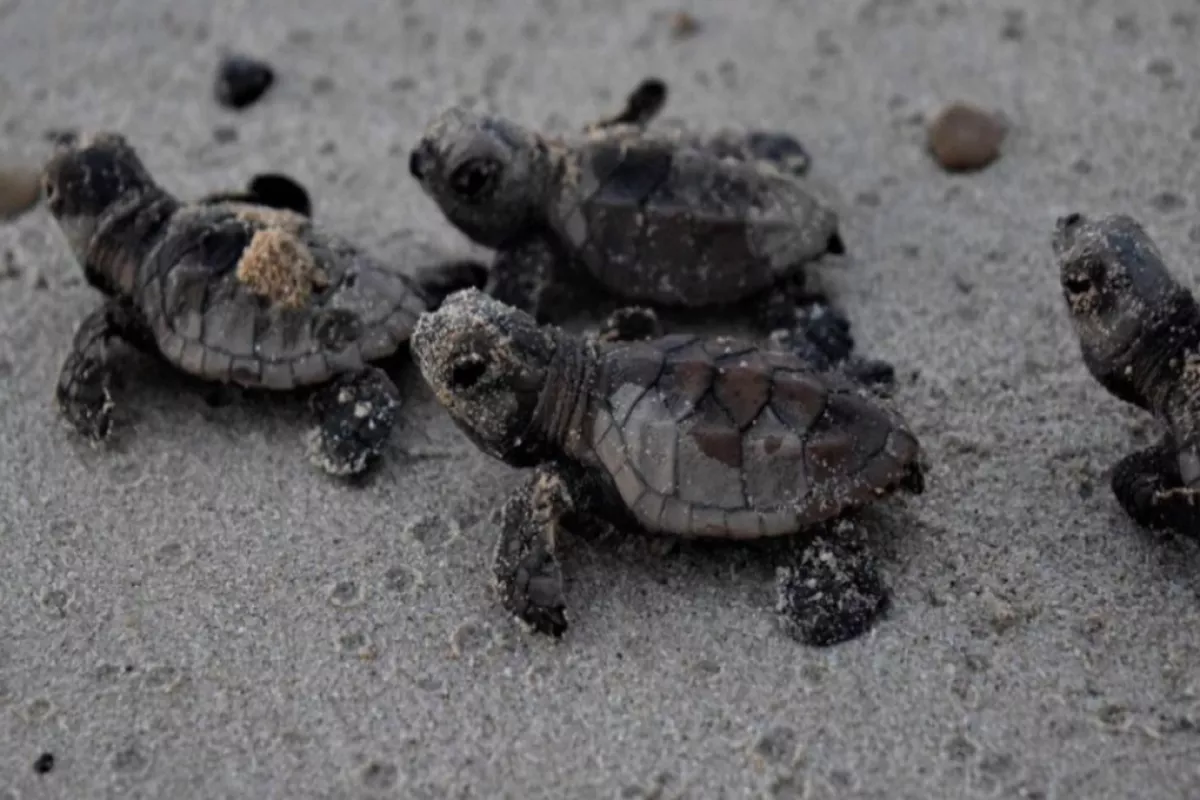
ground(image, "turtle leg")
xmin=55 ymin=298 xmax=155 ymax=441
xmin=485 ymin=236 xmax=575 ymax=324
xmin=306 ymin=366 xmax=401 ymax=478
xmin=412 ymin=259 xmax=491 ymax=308
xmin=1110 ymin=438 xmax=1200 ymax=537
xmin=594 ymin=306 xmax=663 ymax=343
xmin=492 ymin=465 xmax=577 ymax=636
xmin=774 ymin=519 xmax=890 ymax=647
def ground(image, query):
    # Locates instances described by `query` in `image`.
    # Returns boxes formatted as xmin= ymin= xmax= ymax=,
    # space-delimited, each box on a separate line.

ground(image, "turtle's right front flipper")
xmin=1112 ymin=439 xmax=1200 ymax=537
xmin=55 ymin=298 xmax=153 ymax=441
xmin=492 ymin=466 xmax=575 ymax=637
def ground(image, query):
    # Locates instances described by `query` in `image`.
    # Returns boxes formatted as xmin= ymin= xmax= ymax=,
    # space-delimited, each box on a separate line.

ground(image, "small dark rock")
xmin=927 ymin=103 xmax=1007 ymax=172
xmin=215 ymin=54 xmax=275 ymax=110
xmin=33 ymin=752 xmax=55 ymax=774
xmin=212 ymin=125 xmax=238 ymax=144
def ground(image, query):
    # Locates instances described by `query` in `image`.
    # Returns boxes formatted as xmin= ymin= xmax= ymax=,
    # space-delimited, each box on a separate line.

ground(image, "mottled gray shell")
xmin=136 ymin=202 xmax=426 ymax=390
xmin=548 ymin=133 xmax=839 ymax=308
xmin=586 ymin=334 xmax=919 ymax=539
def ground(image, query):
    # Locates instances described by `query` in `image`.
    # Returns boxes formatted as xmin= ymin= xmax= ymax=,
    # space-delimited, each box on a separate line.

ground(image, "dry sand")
xmin=3 ymin=0 xmax=1200 ymax=797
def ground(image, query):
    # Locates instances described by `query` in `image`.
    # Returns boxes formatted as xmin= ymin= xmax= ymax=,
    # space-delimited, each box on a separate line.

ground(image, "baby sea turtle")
xmin=1054 ymin=212 xmax=1200 ymax=536
xmin=411 ymin=289 xmax=925 ymax=646
xmin=42 ymin=132 xmax=484 ymax=477
xmin=407 ymin=80 xmax=844 ymax=334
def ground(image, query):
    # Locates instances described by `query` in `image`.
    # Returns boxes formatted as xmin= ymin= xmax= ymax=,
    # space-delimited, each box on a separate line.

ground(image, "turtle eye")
xmin=449 ymin=157 xmax=501 ymax=202
xmin=449 ymin=353 xmax=488 ymax=390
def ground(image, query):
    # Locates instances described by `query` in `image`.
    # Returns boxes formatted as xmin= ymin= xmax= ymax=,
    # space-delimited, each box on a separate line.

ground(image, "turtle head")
xmin=412 ymin=288 xmax=559 ymax=466
xmin=408 ymin=107 xmax=549 ymax=248
xmin=1053 ymin=212 xmax=1186 ymax=367
xmin=42 ymin=132 xmax=164 ymax=294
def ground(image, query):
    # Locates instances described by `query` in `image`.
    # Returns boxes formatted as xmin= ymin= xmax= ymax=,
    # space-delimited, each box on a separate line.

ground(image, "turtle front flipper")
xmin=306 ymin=366 xmax=402 ymax=479
xmin=486 ymin=235 xmax=574 ymax=324
xmin=412 ymin=259 xmax=490 ymax=308
xmin=55 ymin=298 xmax=155 ymax=441
xmin=583 ymin=78 xmax=668 ymax=133
xmin=774 ymin=519 xmax=890 ymax=647
xmin=1111 ymin=439 xmax=1200 ymax=537
xmin=492 ymin=465 xmax=580 ymax=637
xmin=197 ymin=173 xmax=312 ymax=217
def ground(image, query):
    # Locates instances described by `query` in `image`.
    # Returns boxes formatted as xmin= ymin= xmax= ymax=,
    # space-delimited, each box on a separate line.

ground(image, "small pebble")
xmin=0 ymin=165 xmax=42 ymax=219
xmin=927 ymin=103 xmax=1007 ymax=172
xmin=669 ymin=11 xmax=701 ymax=39
xmin=215 ymin=54 xmax=275 ymax=110
xmin=33 ymin=752 xmax=54 ymax=774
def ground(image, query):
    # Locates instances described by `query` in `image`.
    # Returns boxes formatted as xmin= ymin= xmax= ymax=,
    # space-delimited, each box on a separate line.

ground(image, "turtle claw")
xmin=774 ymin=523 xmax=889 ymax=647
xmin=307 ymin=366 xmax=400 ymax=478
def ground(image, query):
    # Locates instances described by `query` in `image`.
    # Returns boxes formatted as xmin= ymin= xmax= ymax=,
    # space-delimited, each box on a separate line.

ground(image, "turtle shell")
xmin=136 ymin=202 xmax=427 ymax=390
xmin=585 ymin=334 xmax=920 ymax=539
xmin=547 ymin=133 xmax=839 ymax=308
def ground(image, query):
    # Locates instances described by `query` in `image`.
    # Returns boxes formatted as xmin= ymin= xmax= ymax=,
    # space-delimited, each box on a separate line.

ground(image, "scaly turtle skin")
xmin=1053 ymin=212 xmax=1200 ymax=536
xmin=406 ymin=80 xmax=846 ymax=340
xmin=43 ymin=132 xmax=485 ymax=478
xmin=411 ymin=289 xmax=925 ymax=646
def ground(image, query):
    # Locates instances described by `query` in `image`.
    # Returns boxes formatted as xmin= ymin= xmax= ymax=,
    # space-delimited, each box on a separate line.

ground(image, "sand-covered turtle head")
xmin=408 ymin=107 xmax=550 ymax=248
xmin=1053 ymin=212 xmax=1182 ymax=363
xmin=412 ymin=289 xmax=559 ymax=466
xmin=41 ymin=132 xmax=158 ymax=289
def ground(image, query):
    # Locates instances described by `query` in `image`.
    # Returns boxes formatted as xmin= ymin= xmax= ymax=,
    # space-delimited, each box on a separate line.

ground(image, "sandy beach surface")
xmin=3 ymin=0 xmax=1200 ymax=797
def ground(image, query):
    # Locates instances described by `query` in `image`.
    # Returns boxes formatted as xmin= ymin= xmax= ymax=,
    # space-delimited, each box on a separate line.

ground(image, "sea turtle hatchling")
xmin=411 ymin=289 xmax=925 ymax=646
xmin=42 ymin=131 xmax=485 ymax=477
xmin=406 ymin=80 xmax=846 ymax=336
xmin=1054 ymin=212 xmax=1200 ymax=536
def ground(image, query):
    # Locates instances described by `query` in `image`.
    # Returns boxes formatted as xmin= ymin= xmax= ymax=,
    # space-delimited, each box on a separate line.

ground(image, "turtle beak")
xmin=409 ymin=139 xmax=435 ymax=182
xmin=1052 ymin=212 xmax=1084 ymax=256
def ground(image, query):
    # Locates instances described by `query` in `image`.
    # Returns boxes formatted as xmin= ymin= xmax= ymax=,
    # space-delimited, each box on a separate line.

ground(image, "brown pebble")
xmin=669 ymin=11 xmax=701 ymax=39
xmin=927 ymin=103 xmax=1007 ymax=172
xmin=0 ymin=165 xmax=42 ymax=219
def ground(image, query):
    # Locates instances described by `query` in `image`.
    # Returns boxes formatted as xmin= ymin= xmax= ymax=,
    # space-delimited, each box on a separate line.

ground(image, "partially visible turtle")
xmin=42 ymin=131 xmax=485 ymax=477
xmin=406 ymin=80 xmax=845 ymax=338
xmin=411 ymin=289 xmax=925 ymax=645
xmin=1053 ymin=212 xmax=1200 ymax=536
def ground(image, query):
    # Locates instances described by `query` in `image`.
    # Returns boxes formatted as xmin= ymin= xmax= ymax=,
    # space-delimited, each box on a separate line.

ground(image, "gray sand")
xmin=3 ymin=0 xmax=1200 ymax=797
